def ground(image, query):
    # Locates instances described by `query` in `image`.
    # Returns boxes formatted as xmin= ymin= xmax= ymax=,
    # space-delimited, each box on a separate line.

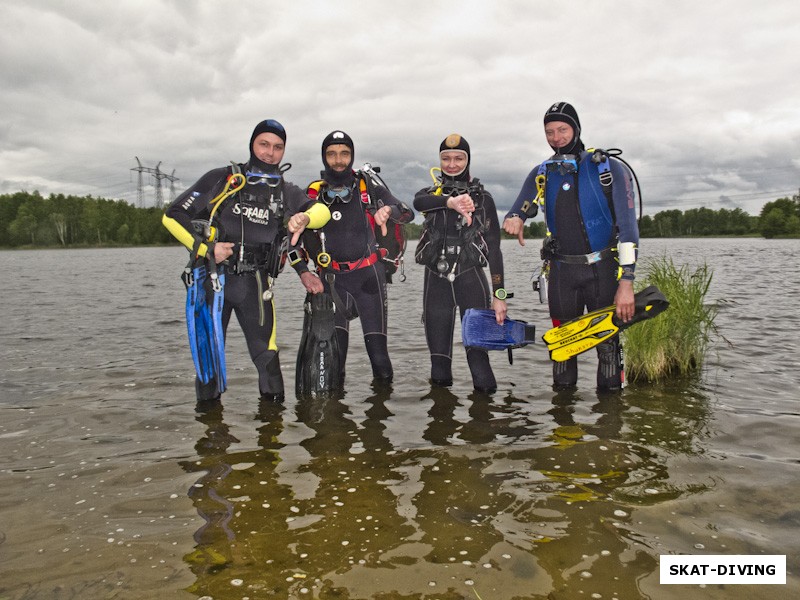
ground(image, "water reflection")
xmin=185 ymin=401 xmax=238 ymax=547
xmin=180 ymin=399 xmax=297 ymax=596
xmin=2 ymin=243 xmax=796 ymax=596
xmin=180 ymin=379 xmax=714 ymax=599
xmin=423 ymin=387 xmax=544 ymax=446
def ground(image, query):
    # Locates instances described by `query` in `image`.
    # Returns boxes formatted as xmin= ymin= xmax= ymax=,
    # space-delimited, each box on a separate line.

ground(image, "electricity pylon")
xmin=131 ymin=158 xmax=180 ymax=208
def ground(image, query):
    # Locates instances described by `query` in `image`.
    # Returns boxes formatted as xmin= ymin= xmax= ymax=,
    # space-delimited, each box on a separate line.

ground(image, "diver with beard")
xmin=413 ymin=134 xmax=506 ymax=393
xmin=503 ymin=102 xmax=639 ymax=392
xmin=164 ymin=119 xmax=330 ymax=403
xmin=301 ymin=130 xmax=414 ymax=386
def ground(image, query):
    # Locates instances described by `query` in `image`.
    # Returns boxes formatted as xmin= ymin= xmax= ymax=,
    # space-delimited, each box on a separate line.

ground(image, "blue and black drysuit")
xmin=507 ymin=151 xmax=639 ymax=389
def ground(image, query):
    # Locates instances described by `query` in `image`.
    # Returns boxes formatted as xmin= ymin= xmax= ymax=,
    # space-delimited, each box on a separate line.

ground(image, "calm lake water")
xmin=1 ymin=239 xmax=798 ymax=600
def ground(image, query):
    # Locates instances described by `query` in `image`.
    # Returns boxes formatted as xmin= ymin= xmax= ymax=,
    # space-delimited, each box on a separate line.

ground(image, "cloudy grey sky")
xmin=2 ymin=0 xmax=798 ymax=216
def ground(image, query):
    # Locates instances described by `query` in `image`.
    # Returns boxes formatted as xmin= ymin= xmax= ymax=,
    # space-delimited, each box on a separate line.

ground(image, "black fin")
xmin=295 ymin=292 xmax=342 ymax=397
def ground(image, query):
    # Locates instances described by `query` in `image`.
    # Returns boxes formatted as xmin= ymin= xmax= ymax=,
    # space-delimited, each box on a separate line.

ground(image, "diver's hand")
xmin=614 ymin=279 xmax=635 ymax=323
xmin=374 ymin=205 xmax=392 ymax=236
xmin=213 ymin=242 xmax=235 ymax=264
xmin=300 ymin=271 xmax=324 ymax=294
xmin=447 ymin=193 xmax=474 ymax=226
xmin=502 ymin=216 xmax=525 ymax=246
xmin=492 ymin=297 xmax=507 ymax=325
xmin=288 ymin=213 xmax=311 ymax=246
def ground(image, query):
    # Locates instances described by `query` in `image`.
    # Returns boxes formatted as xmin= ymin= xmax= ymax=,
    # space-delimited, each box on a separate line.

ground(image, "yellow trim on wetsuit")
xmin=162 ymin=213 xmax=210 ymax=257
xmin=162 ymin=173 xmax=246 ymax=257
xmin=268 ymin=293 xmax=278 ymax=351
xmin=164 ymin=204 xmax=330 ymax=258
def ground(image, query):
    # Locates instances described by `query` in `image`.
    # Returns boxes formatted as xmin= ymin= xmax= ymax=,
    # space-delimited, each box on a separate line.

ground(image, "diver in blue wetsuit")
xmin=503 ymin=102 xmax=639 ymax=392
xmin=414 ymin=134 xmax=507 ymax=393
xmin=164 ymin=119 xmax=330 ymax=403
xmin=301 ymin=130 xmax=414 ymax=385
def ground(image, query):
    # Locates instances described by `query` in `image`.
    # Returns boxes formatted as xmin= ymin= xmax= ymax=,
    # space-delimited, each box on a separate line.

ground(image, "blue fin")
xmin=462 ymin=309 xmax=536 ymax=351
xmin=185 ymin=264 xmax=214 ymax=383
xmin=183 ymin=262 xmax=226 ymax=391
xmin=209 ymin=268 xmax=227 ymax=394
xmin=184 ymin=268 xmax=202 ymax=380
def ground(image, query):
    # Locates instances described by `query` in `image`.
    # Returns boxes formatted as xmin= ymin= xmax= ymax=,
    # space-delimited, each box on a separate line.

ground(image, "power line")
xmin=130 ymin=157 xmax=180 ymax=208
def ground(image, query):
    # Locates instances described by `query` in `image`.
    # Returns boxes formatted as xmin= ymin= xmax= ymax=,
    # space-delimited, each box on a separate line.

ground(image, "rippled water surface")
xmin=1 ymin=239 xmax=799 ymax=599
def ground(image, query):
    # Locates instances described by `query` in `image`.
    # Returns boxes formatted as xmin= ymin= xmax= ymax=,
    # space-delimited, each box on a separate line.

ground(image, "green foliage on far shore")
xmin=0 ymin=191 xmax=172 ymax=248
xmin=1 ymin=190 xmax=798 ymax=249
xmin=638 ymin=207 xmax=757 ymax=237
xmin=623 ymin=257 xmax=718 ymax=383
xmin=637 ymin=195 xmax=800 ymax=238
xmin=757 ymin=196 xmax=800 ymax=238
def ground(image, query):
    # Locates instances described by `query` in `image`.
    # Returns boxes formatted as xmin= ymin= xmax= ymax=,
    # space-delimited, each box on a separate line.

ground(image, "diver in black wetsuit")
xmin=164 ymin=119 xmax=330 ymax=403
xmin=414 ymin=134 xmax=507 ymax=393
xmin=301 ymin=130 xmax=414 ymax=385
xmin=503 ymin=103 xmax=639 ymax=391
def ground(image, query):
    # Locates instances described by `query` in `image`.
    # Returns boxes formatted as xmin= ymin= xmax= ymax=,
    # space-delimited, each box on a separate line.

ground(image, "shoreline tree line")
xmin=1 ymin=190 xmax=798 ymax=249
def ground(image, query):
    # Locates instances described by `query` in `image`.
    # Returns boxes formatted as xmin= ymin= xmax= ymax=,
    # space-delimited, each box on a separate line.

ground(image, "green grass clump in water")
xmin=623 ymin=256 xmax=717 ymax=383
